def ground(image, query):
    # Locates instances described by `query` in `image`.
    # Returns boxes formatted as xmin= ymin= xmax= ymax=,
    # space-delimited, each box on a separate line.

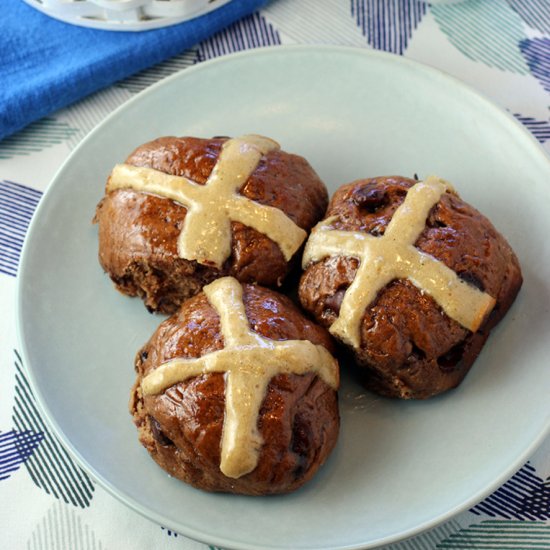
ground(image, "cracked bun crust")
xmin=299 ymin=176 xmax=522 ymax=399
xmin=94 ymin=136 xmax=328 ymax=313
xmin=130 ymin=283 xmax=339 ymax=495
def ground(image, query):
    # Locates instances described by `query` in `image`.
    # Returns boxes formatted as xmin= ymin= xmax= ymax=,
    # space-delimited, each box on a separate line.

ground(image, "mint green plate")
xmin=17 ymin=46 xmax=550 ymax=550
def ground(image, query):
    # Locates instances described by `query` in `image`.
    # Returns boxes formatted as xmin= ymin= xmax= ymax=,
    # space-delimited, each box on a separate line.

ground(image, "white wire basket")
xmin=23 ymin=0 xmax=234 ymax=31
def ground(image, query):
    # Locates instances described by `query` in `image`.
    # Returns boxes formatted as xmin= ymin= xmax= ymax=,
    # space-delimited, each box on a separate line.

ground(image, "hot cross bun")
xmin=299 ymin=176 xmax=522 ymax=399
xmin=94 ymin=135 xmax=328 ymax=313
xmin=130 ymin=277 xmax=339 ymax=495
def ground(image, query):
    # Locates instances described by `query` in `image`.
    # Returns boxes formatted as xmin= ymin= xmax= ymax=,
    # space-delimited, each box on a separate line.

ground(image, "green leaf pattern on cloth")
xmin=27 ymin=502 xmax=105 ymax=550
xmin=507 ymin=0 xmax=550 ymax=34
xmin=431 ymin=0 xmax=529 ymax=74
xmin=0 ymin=118 xmax=79 ymax=160
xmin=436 ymin=520 xmax=550 ymax=549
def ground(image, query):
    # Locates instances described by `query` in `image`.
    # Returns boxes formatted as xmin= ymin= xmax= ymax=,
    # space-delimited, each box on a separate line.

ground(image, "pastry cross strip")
xmin=141 ymin=277 xmax=338 ymax=479
xmin=302 ymin=176 xmax=496 ymax=349
xmin=107 ymin=135 xmax=307 ymax=268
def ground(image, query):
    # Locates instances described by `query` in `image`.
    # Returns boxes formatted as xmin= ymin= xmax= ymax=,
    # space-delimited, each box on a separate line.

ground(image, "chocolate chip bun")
xmin=94 ymin=135 xmax=328 ymax=314
xmin=299 ymin=176 xmax=522 ymax=399
xmin=130 ymin=277 xmax=339 ymax=495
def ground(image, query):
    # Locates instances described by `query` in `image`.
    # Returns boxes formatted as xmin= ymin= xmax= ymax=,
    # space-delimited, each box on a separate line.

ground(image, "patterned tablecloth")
xmin=1 ymin=1 xmax=549 ymax=549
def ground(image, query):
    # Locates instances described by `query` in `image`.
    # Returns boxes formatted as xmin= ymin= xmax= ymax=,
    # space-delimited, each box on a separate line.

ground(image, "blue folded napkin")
xmin=0 ymin=0 xmax=269 ymax=140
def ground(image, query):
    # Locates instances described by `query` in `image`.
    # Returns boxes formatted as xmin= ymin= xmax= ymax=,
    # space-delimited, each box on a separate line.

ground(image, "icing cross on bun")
xmin=141 ymin=276 xmax=339 ymax=479
xmin=107 ymin=135 xmax=307 ymax=268
xmin=302 ymin=176 xmax=496 ymax=349
xmin=299 ymin=175 xmax=522 ymax=399
xmin=95 ymin=134 xmax=328 ymax=313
